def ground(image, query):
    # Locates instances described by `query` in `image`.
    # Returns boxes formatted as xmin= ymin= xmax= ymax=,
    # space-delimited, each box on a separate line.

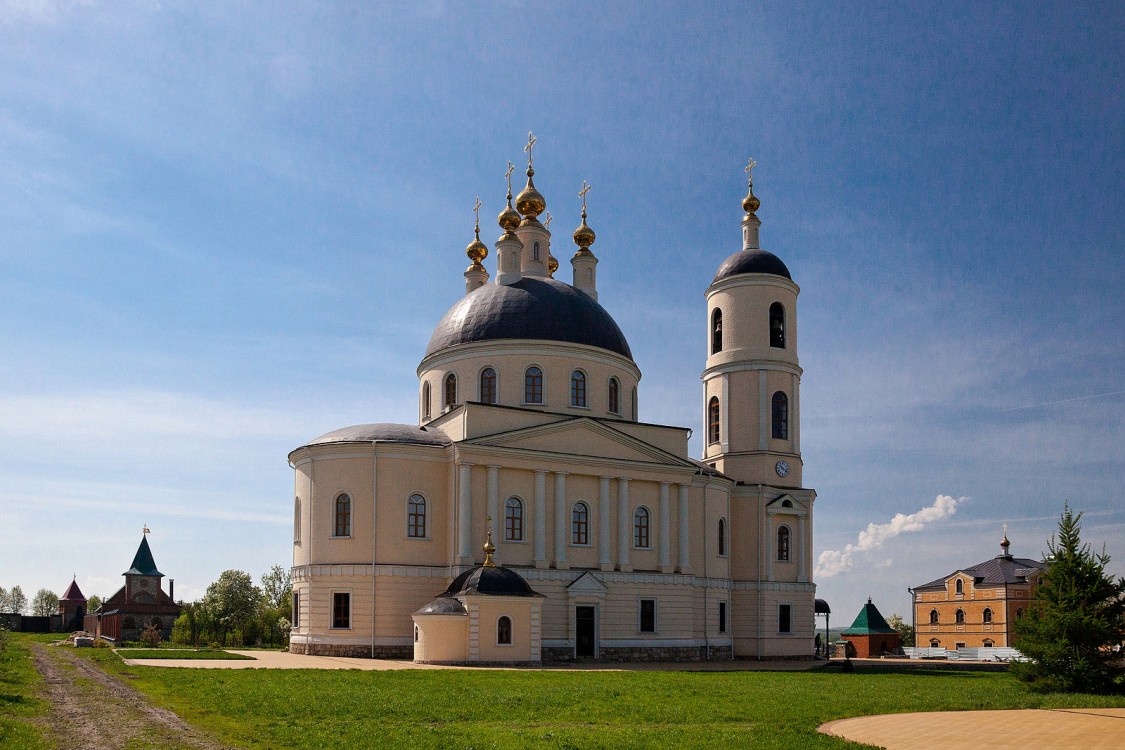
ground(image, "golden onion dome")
xmin=573 ymin=210 xmax=596 ymax=250
xmin=497 ymin=199 xmax=521 ymax=233
xmin=548 ymin=255 xmax=559 ymax=274
xmin=742 ymin=185 xmax=760 ymax=214
xmin=515 ymin=166 xmax=546 ymax=220
xmin=466 ymin=227 xmax=488 ymax=265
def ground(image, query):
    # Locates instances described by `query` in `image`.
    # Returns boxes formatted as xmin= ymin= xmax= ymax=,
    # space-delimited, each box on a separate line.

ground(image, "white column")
xmin=487 ymin=465 xmax=500 ymax=533
xmin=659 ymin=482 xmax=672 ymax=573
xmin=792 ymin=373 xmax=801 ymax=454
xmin=758 ymin=369 xmax=769 ymax=449
xmin=617 ymin=478 xmax=631 ymax=572
xmin=677 ymin=484 xmax=691 ymax=573
xmin=798 ymin=515 xmax=806 ymax=583
xmin=554 ymin=472 xmax=568 ymax=568
xmin=598 ymin=476 xmax=612 ymax=571
xmin=534 ymin=470 xmax=547 ymax=567
xmin=458 ymin=463 xmax=473 ymax=563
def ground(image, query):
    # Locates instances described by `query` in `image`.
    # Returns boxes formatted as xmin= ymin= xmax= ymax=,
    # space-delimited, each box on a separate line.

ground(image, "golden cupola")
xmin=466 ymin=198 xmax=488 ymax=269
xmin=573 ymin=180 xmax=596 ymax=254
xmin=515 ymin=165 xmax=546 ymax=223
xmin=742 ymin=156 xmax=761 ymax=214
xmin=497 ymin=167 xmax=521 ymax=236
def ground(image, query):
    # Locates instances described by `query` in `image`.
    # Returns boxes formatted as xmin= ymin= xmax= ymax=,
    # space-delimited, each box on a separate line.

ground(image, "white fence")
xmin=903 ymin=646 xmax=1023 ymax=662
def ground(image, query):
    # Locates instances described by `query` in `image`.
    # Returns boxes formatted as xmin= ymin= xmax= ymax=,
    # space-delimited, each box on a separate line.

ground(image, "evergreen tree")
xmin=1012 ymin=505 xmax=1125 ymax=693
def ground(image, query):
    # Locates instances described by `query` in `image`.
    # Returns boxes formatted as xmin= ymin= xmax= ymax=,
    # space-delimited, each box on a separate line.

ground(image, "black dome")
xmin=425 ymin=277 xmax=633 ymax=360
xmin=438 ymin=566 xmax=543 ymax=598
xmin=711 ymin=249 xmax=791 ymax=284
xmin=301 ymin=423 xmax=451 ymax=449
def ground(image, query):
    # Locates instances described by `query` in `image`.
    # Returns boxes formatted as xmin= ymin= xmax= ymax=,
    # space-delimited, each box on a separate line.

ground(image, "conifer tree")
xmin=1012 ymin=504 xmax=1125 ymax=693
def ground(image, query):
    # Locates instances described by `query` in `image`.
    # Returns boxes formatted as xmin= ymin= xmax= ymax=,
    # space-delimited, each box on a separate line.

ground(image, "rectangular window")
xmin=639 ymin=599 xmax=656 ymax=633
xmin=778 ymin=604 xmax=792 ymax=634
xmin=332 ymin=592 xmax=350 ymax=629
xmin=719 ymin=601 xmax=727 ymax=634
xmin=292 ymin=591 xmax=300 ymax=629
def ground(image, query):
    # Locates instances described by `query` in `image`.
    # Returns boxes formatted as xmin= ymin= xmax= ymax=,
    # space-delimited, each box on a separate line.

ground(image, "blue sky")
xmin=1 ymin=2 xmax=1122 ymax=622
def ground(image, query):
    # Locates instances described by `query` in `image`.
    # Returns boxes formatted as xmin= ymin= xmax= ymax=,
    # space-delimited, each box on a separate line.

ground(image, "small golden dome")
xmin=516 ymin=166 xmax=546 ymax=220
xmin=742 ymin=186 xmax=760 ymax=214
xmin=548 ymin=255 xmax=559 ymax=274
xmin=573 ymin=210 xmax=596 ymax=250
xmin=498 ymin=199 xmax=521 ymax=233
xmin=466 ymin=228 xmax=488 ymax=265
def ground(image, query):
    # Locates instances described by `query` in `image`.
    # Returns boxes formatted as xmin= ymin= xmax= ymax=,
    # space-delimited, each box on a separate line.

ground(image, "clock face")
xmin=775 ymin=460 xmax=790 ymax=477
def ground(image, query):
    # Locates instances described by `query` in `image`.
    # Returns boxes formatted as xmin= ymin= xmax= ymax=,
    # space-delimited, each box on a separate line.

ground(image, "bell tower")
xmin=701 ymin=162 xmax=804 ymax=488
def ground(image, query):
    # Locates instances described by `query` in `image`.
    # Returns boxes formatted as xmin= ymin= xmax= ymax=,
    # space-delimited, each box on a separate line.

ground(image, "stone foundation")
xmin=289 ymin=643 xmax=412 ymax=659
xmin=543 ymin=644 xmax=734 ymax=662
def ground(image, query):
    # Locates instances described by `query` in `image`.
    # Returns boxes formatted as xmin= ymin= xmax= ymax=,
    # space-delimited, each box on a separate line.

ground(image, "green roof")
xmin=123 ymin=536 xmax=163 ymax=577
xmin=841 ymin=598 xmax=897 ymax=635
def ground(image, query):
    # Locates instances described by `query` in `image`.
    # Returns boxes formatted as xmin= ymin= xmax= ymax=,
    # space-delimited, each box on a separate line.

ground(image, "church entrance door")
xmin=575 ymin=606 xmax=596 ymax=658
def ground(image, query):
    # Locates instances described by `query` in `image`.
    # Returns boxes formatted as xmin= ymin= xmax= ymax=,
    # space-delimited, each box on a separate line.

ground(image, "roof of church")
xmin=438 ymin=565 xmax=545 ymax=598
xmin=60 ymin=579 xmax=86 ymax=602
xmin=425 ymin=276 xmax=633 ymax=360
xmin=302 ymin=423 xmax=452 ymax=449
xmin=711 ymin=248 xmax=792 ymax=284
xmin=124 ymin=536 xmax=163 ymax=577
xmin=413 ymin=598 xmax=468 ymax=616
xmin=914 ymin=554 xmax=1047 ymax=591
xmin=842 ymin=598 xmax=897 ymax=635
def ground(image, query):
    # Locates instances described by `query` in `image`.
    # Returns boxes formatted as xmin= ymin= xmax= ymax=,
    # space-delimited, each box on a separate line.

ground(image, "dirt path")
xmin=31 ymin=643 xmax=231 ymax=750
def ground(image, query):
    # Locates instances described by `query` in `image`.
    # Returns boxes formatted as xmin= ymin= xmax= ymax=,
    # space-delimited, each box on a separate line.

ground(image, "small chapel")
xmin=96 ymin=533 xmax=181 ymax=643
xmin=288 ymin=137 xmax=818 ymax=661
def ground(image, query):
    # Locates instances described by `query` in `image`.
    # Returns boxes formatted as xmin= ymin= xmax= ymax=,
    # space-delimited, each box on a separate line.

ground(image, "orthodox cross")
xmin=544 ymin=211 xmax=553 ymax=228
xmin=524 ymin=131 xmax=537 ymax=166
xmin=744 ymin=157 xmax=757 ymax=187
xmin=505 ymin=161 xmax=515 ymax=194
xmin=473 ymin=196 xmax=482 ymax=231
xmin=143 ymin=524 xmax=150 ymax=536
xmin=579 ymin=180 xmax=591 ymax=211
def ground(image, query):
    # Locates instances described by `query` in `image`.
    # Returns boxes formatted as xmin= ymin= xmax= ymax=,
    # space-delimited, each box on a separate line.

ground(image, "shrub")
xmin=139 ymin=623 xmax=163 ymax=648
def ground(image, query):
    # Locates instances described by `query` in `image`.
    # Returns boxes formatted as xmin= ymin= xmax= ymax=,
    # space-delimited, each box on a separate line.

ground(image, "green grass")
xmin=0 ymin=634 xmax=52 ymax=750
xmin=74 ymin=652 xmax=1125 ymax=750
xmin=116 ymin=649 xmax=255 ymax=660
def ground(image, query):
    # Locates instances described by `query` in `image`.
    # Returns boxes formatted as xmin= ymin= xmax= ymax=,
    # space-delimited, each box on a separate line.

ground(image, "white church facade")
xmin=288 ymin=142 xmax=817 ymax=662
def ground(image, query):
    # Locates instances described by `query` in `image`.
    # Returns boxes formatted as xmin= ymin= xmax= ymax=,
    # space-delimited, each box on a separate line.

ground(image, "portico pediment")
xmin=766 ymin=493 xmax=809 ymax=516
xmin=463 ymin=418 xmax=695 ymax=469
xmin=566 ymin=571 xmax=608 ymax=596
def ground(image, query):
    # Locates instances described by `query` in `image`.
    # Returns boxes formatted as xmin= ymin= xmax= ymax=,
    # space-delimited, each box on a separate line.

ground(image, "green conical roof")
xmin=123 ymin=536 xmax=163 ymax=577
xmin=841 ymin=598 xmax=896 ymax=635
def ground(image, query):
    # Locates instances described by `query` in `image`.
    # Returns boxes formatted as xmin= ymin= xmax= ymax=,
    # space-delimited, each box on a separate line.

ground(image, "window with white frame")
xmin=639 ymin=599 xmax=656 ymax=633
xmin=505 ymin=497 xmax=523 ymax=542
xmin=334 ymin=494 xmax=352 ymax=537
xmin=332 ymin=592 xmax=350 ymax=629
xmin=408 ymin=494 xmax=427 ymax=538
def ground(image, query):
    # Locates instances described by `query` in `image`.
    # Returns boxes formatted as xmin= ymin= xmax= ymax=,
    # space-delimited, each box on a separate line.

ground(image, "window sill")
xmin=406 ymin=536 xmax=431 ymax=541
xmin=331 ymin=535 xmax=353 ymax=540
xmin=504 ymin=538 xmax=528 ymax=544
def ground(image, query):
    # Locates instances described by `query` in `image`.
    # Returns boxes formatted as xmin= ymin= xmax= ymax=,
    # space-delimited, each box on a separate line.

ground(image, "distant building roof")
xmin=60 ymin=578 xmax=86 ymax=602
xmin=841 ymin=598 xmax=897 ymax=635
xmin=914 ymin=554 xmax=1047 ymax=591
xmin=123 ymin=536 xmax=163 ymax=577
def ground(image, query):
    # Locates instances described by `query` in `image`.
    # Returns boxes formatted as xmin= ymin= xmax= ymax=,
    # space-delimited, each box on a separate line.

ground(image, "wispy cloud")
xmin=1001 ymin=389 xmax=1125 ymax=413
xmin=816 ymin=494 xmax=966 ymax=578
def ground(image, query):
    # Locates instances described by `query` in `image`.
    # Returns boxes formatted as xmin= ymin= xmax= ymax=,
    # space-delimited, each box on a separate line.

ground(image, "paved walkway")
xmin=819 ymin=707 xmax=1125 ymax=750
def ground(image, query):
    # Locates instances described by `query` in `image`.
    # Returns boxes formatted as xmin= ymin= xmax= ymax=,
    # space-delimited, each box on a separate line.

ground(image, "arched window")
xmin=955 ymin=608 xmax=965 ymax=624
xmin=955 ymin=579 xmax=964 ymax=595
xmin=608 ymin=377 xmax=620 ymax=414
xmin=571 ymin=502 xmax=589 ymax=545
xmin=711 ymin=308 xmax=723 ymax=354
xmin=334 ymin=493 xmax=351 ymax=537
xmin=983 ymin=639 xmax=994 ymax=647
xmin=422 ymin=382 xmax=431 ymax=420
xmin=983 ymin=607 xmax=993 ymax=624
xmin=570 ymin=370 xmax=587 ymax=407
xmin=929 ymin=608 xmax=939 ymax=624
xmin=929 ymin=638 xmax=940 ymax=648
xmin=525 ymin=366 xmax=543 ymax=404
xmin=633 ymin=507 xmax=650 ymax=548
xmin=771 ymin=392 xmax=788 ymax=440
xmin=708 ymin=397 xmax=720 ymax=444
xmin=443 ymin=373 xmax=457 ymax=409
xmin=479 ymin=368 xmax=497 ymax=405
xmin=414 ymin=625 xmax=419 ymax=643
xmin=1016 ymin=607 xmax=1023 ymax=619
xmin=294 ymin=497 xmax=301 ymax=543
xmin=497 ymin=615 xmax=512 ymax=645
xmin=408 ymin=494 xmax=427 ymax=538
xmin=631 ymin=386 xmax=637 ymax=420
xmin=777 ymin=525 xmax=791 ymax=561
xmin=769 ymin=302 xmax=786 ymax=348
xmin=504 ymin=497 xmax=523 ymax=541
xmin=718 ymin=518 xmax=727 ymax=556
xmin=533 ymin=241 xmax=540 ymax=261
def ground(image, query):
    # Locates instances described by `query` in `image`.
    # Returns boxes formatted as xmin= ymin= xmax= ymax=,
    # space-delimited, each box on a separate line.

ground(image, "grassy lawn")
xmin=74 ymin=650 xmax=1125 ymax=750
xmin=116 ymin=649 xmax=255 ymax=660
xmin=0 ymin=633 xmax=54 ymax=750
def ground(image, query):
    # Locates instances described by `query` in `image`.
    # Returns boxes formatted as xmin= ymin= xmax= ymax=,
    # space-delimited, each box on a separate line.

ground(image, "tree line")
xmin=0 ymin=586 xmax=75 ymax=617
xmin=169 ymin=565 xmax=292 ymax=648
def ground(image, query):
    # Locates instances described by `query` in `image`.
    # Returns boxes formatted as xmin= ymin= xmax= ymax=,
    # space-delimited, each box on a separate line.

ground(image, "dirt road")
xmin=31 ymin=644 xmax=230 ymax=750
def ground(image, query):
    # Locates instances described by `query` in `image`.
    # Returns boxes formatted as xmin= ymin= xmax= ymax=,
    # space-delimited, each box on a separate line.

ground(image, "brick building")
xmin=911 ymin=533 xmax=1046 ymax=649
xmin=837 ymin=598 xmax=900 ymax=658
xmin=96 ymin=534 xmax=181 ymax=643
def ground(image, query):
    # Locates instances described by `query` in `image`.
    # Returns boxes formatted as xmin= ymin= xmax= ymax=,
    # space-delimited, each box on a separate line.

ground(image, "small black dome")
xmin=711 ymin=249 xmax=791 ymax=284
xmin=425 ymin=277 xmax=633 ymax=360
xmin=439 ymin=565 xmax=543 ymax=598
xmin=413 ymin=598 xmax=467 ymax=616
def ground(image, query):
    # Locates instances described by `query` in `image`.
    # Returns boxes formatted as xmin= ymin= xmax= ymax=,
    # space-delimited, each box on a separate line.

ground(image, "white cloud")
xmin=816 ymin=494 xmax=965 ymax=578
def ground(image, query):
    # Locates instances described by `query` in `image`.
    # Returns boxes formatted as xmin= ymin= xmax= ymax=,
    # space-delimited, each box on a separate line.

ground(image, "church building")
xmin=288 ymin=139 xmax=817 ymax=661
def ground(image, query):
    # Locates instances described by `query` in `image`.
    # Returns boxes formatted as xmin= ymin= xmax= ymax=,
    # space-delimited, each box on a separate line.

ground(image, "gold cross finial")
xmin=745 ymin=157 xmax=757 ymax=187
xmin=143 ymin=525 xmax=150 ymax=536
xmin=544 ymin=211 xmax=553 ymax=228
xmin=524 ymin=131 xmax=537 ymax=166
xmin=505 ymin=161 xmax=515 ymax=193
xmin=579 ymin=180 xmax=591 ymax=212
xmin=483 ymin=515 xmax=497 ymax=567
xmin=473 ymin=196 xmax=482 ymax=230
